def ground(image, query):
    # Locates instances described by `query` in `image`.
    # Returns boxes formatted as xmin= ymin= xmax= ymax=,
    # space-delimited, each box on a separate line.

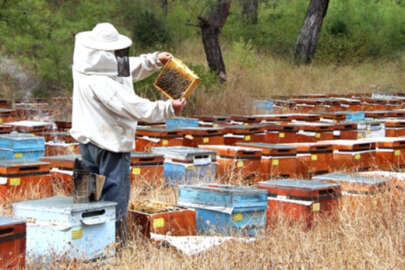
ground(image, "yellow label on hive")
xmin=237 ymin=161 xmax=244 ymax=168
xmin=311 ymin=154 xmax=318 ymax=161
xmin=186 ymin=165 xmax=195 ymax=171
xmin=153 ymin=218 xmax=165 ymax=229
xmin=0 ymin=118 xmax=3 ymax=123
xmin=233 ymin=213 xmax=243 ymax=222
xmin=132 ymin=168 xmax=141 ymax=175
xmin=203 ymin=137 xmax=209 ymax=143
xmin=315 ymin=133 xmax=321 ymax=138
xmin=69 ymin=145 xmax=76 ymax=151
xmin=213 ymin=124 xmax=218 ymax=128
xmin=312 ymin=203 xmax=320 ymax=212
xmin=358 ymin=135 xmax=364 ymax=139
xmin=279 ymin=133 xmax=285 ymax=138
xmin=14 ymin=153 xmax=23 ymax=159
xmin=72 ymin=228 xmax=83 ymax=240
xmin=162 ymin=140 xmax=168 ymax=146
xmin=272 ymin=159 xmax=279 ymax=166
xmin=355 ymin=154 xmax=361 ymax=160
xmin=367 ymin=130 xmax=371 ymax=134
xmin=9 ymin=178 xmax=21 ymax=186
xmin=244 ymin=135 xmax=251 ymax=141
xmin=244 ymin=123 xmax=249 ymax=126
xmin=395 ymin=150 xmax=401 ymax=156
xmin=372 ymin=198 xmax=377 ymax=206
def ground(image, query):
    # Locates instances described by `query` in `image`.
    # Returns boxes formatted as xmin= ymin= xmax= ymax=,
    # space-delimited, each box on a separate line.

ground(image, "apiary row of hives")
xmin=0 ymin=92 xmax=404 ymax=267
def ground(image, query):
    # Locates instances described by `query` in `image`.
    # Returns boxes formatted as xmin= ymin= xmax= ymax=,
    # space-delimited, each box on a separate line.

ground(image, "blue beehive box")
xmin=0 ymin=133 xmax=45 ymax=161
xmin=254 ymin=100 xmax=273 ymax=114
xmin=178 ymin=184 xmax=267 ymax=236
xmin=152 ymin=146 xmax=217 ymax=185
xmin=12 ymin=196 xmax=116 ymax=261
xmin=166 ymin=117 xmax=199 ymax=130
xmin=345 ymin=111 xmax=365 ymax=121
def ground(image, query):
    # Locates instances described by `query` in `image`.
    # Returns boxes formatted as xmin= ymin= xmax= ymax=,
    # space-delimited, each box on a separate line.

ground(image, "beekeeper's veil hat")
xmin=75 ymin=22 xmax=132 ymax=50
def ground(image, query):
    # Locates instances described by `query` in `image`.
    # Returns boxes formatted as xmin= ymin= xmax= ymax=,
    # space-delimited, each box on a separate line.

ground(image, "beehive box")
xmin=0 ymin=133 xmax=45 ymax=161
xmin=135 ymin=127 xmax=183 ymax=152
xmin=12 ymin=196 xmax=116 ymax=261
xmin=384 ymin=119 xmax=405 ymax=137
xmin=130 ymin=152 xmax=164 ymax=187
xmin=154 ymin=57 xmax=199 ymax=100
xmin=177 ymin=184 xmax=267 ymax=236
xmin=313 ymin=173 xmax=389 ymax=207
xmin=332 ymin=122 xmax=358 ymax=140
xmin=280 ymin=142 xmax=333 ymax=178
xmin=257 ymin=180 xmax=341 ymax=229
xmin=322 ymin=140 xmax=376 ymax=172
xmin=179 ymin=127 xmax=226 ymax=147
xmin=265 ymin=125 xmax=298 ymax=144
xmin=0 ymin=109 xmax=16 ymax=124
xmin=199 ymin=145 xmax=262 ymax=184
xmin=361 ymin=137 xmax=405 ymax=170
xmin=0 ymin=217 xmax=26 ymax=269
xmin=193 ymin=115 xmax=230 ymax=128
xmin=38 ymin=131 xmax=75 ymax=143
xmin=40 ymin=155 xmax=81 ymax=195
xmin=165 ymin=117 xmax=199 ymax=130
xmin=289 ymin=122 xmax=334 ymax=142
xmin=128 ymin=200 xmax=196 ymax=238
xmin=0 ymin=160 xmax=52 ymax=203
xmin=151 ymin=146 xmax=217 ymax=185
xmin=356 ymin=120 xmax=385 ymax=139
xmin=6 ymin=120 xmax=53 ymax=134
xmin=45 ymin=141 xmax=80 ymax=156
xmin=236 ymin=142 xmax=298 ymax=179
xmin=358 ymin=171 xmax=405 ymax=193
xmin=223 ymin=124 xmax=266 ymax=145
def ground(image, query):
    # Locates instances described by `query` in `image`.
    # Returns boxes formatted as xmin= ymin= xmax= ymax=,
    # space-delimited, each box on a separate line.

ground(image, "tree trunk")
xmin=160 ymin=0 xmax=168 ymax=17
xmin=241 ymin=0 xmax=259 ymax=24
xmin=198 ymin=0 xmax=231 ymax=83
xmin=294 ymin=0 xmax=329 ymax=65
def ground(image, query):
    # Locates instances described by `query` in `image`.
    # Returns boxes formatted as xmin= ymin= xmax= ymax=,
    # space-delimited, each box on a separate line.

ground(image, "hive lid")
xmin=0 ymin=159 xmax=49 ymax=168
xmin=0 ymin=216 xmax=25 ymax=226
xmin=12 ymin=196 xmax=116 ymax=214
xmin=7 ymin=120 xmax=52 ymax=127
xmin=41 ymin=154 xmax=81 ymax=162
xmin=131 ymin=152 xmax=164 ymax=159
xmin=313 ymin=173 xmax=388 ymax=185
xmin=258 ymin=179 xmax=340 ymax=190
xmin=152 ymin=146 xmax=216 ymax=161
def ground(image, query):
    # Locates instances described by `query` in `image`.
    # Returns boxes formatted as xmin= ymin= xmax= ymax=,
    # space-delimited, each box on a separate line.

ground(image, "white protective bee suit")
xmin=70 ymin=23 xmax=175 ymax=229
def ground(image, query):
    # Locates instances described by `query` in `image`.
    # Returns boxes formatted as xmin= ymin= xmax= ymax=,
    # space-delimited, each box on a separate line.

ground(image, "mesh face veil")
xmin=115 ymin=47 xmax=130 ymax=77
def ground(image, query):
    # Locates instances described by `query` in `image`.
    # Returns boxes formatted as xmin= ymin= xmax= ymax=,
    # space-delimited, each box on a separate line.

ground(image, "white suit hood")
xmin=70 ymin=39 xmax=175 ymax=153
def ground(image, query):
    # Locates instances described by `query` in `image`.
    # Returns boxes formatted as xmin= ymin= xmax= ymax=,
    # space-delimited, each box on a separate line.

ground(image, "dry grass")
xmin=19 ymin=184 xmax=405 ymax=270
xmin=176 ymin=38 xmax=405 ymax=115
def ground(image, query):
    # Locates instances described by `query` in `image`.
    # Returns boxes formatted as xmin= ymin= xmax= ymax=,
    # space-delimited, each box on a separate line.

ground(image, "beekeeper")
xmin=70 ymin=22 xmax=186 ymax=242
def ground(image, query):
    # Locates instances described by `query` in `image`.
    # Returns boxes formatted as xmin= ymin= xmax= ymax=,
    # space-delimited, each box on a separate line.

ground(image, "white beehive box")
xmin=12 ymin=196 xmax=116 ymax=261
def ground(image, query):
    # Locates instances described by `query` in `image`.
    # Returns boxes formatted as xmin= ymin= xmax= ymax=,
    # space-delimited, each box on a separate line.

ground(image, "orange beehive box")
xmin=223 ymin=125 xmax=266 ymax=145
xmin=38 ymin=131 xmax=75 ymax=143
xmin=313 ymin=172 xmax=389 ymax=208
xmin=279 ymin=142 xmax=333 ymax=178
xmin=358 ymin=171 xmax=405 ymax=193
xmin=53 ymin=120 xmax=72 ymax=132
xmin=135 ymin=127 xmax=183 ymax=152
xmin=289 ymin=113 xmax=320 ymax=122
xmin=0 ymin=109 xmax=16 ymax=124
xmin=179 ymin=127 xmax=226 ymax=147
xmin=334 ymin=98 xmax=362 ymax=111
xmin=361 ymin=137 xmax=405 ymax=170
xmin=229 ymin=115 xmax=262 ymax=125
xmin=0 ymin=125 xmax=12 ymax=134
xmin=130 ymin=152 xmax=164 ymax=187
xmin=0 ymin=160 xmax=52 ymax=203
xmin=6 ymin=120 xmax=53 ymax=133
xmin=265 ymin=125 xmax=298 ymax=143
xmin=0 ymin=217 xmax=26 ymax=269
xmin=128 ymin=200 xmax=196 ymax=238
xmin=45 ymin=142 xmax=80 ymax=156
xmin=332 ymin=122 xmax=358 ymax=140
xmin=288 ymin=122 xmax=334 ymax=142
xmin=320 ymin=112 xmax=347 ymax=123
xmin=237 ymin=142 xmax=298 ymax=179
xmin=40 ymin=154 xmax=81 ymax=195
xmin=257 ymin=179 xmax=341 ymax=229
xmin=384 ymin=119 xmax=405 ymax=137
xmin=322 ymin=140 xmax=376 ymax=172
xmin=199 ymin=145 xmax=262 ymax=184
xmin=0 ymin=100 xmax=11 ymax=109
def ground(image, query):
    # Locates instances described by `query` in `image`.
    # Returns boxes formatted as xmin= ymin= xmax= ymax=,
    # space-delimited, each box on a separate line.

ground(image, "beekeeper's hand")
xmin=158 ymin=52 xmax=173 ymax=65
xmin=172 ymin=98 xmax=186 ymax=115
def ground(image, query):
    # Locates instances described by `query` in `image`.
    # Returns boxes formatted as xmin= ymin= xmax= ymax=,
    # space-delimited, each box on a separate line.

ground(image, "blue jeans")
xmin=79 ymin=143 xmax=131 ymax=220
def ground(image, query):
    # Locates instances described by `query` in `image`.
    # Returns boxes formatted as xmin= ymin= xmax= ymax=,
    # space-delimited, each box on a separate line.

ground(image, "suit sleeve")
xmin=129 ymin=52 xmax=162 ymax=82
